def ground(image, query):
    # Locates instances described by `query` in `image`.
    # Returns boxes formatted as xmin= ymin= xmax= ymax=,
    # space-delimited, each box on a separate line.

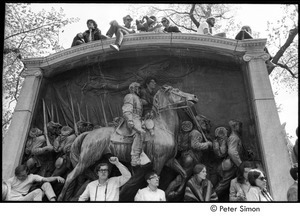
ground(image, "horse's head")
xmin=153 ymin=85 xmax=198 ymax=112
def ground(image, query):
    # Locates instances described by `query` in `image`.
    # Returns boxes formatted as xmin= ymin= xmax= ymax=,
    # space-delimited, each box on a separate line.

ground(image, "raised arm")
xmin=109 ymin=157 xmax=131 ymax=186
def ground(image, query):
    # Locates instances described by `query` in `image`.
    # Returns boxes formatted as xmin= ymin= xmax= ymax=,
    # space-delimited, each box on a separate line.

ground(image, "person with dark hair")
xmin=287 ymin=166 xmax=298 ymax=201
xmin=4 ymin=164 xmax=64 ymax=201
xmin=184 ymin=163 xmax=218 ymax=202
xmin=246 ymin=169 xmax=273 ymax=201
xmin=196 ymin=17 xmax=216 ymax=35
xmin=106 ymin=15 xmax=136 ymax=52
xmin=136 ymin=16 xmax=162 ymax=33
xmin=235 ymin=25 xmax=253 ymax=40
xmin=83 ymin=19 xmax=107 ymax=43
xmin=229 ymin=161 xmax=255 ymax=201
xmin=78 ymin=156 xmax=131 ymax=201
xmin=235 ymin=25 xmax=276 ymax=72
xmin=161 ymin=17 xmax=181 ymax=33
xmin=71 ymin=33 xmax=85 ymax=47
xmin=134 ymin=171 xmax=166 ymax=201
xmin=147 ymin=16 xmax=163 ymax=33
xmin=190 ymin=15 xmax=225 ymax=37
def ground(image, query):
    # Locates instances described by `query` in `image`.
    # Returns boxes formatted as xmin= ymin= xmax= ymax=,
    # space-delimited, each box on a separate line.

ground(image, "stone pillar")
xmin=243 ymin=52 xmax=293 ymax=201
xmin=2 ymin=68 xmax=43 ymax=180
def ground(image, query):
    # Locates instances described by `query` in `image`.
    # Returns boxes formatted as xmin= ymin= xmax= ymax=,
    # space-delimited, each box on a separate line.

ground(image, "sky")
xmin=29 ymin=3 xmax=298 ymax=143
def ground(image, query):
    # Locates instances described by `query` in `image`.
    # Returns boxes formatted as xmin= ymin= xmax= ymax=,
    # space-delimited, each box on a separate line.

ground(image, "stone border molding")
xmin=20 ymin=68 xmax=43 ymax=78
xmin=243 ymin=53 xmax=270 ymax=62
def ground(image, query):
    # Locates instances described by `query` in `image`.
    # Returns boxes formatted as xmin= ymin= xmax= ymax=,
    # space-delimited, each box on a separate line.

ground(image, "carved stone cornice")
xmin=243 ymin=53 xmax=270 ymax=62
xmin=21 ymin=33 xmax=268 ymax=77
xmin=20 ymin=68 xmax=43 ymax=78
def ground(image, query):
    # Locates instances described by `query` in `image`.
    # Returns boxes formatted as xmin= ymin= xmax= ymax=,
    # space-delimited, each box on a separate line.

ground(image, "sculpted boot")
xmin=131 ymin=154 xmax=141 ymax=166
xmin=140 ymin=151 xmax=151 ymax=166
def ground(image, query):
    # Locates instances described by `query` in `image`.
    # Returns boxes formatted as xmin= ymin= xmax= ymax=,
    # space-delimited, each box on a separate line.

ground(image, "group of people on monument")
xmin=2 ymin=77 xmax=296 ymax=202
xmin=71 ymin=15 xmax=181 ymax=51
xmin=70 ymin=14 xmax=276 ymax=72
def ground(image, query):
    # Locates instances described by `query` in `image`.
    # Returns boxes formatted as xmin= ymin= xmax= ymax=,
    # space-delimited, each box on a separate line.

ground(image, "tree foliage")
xmin=3 ymin=3 xmax=79 ymax=135
xmin=129 ymin=4 xmax=298 ymax=91
xmin=267 ymin=4 xmax=298 ymax=93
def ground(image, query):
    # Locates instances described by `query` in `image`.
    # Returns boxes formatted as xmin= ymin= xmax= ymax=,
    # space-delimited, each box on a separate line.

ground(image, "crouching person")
xmin=4 ymin=164 xmax=65 ymax=201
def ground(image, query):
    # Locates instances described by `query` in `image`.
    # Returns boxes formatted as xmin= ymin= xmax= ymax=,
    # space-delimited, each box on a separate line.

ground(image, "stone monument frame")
xmin=3 ymin=33 xmax=292 ymax=201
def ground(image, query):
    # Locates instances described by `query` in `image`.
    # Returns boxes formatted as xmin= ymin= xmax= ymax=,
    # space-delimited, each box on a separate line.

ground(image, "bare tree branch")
xmin=275 ymin=62 xmax=298 ymax=78
xmin=168 ymin=16 xmax=197 ymax=32
xmin=2 ymin=116 xmax=13 ymax=128
xmin=269 ymin=26 xmax=298 ymax=74
xmin=189 ymin=4 xmax=200 ymax=28
xmin=151 ymin=6 xmax=190 ymax=15
xmin=5 ymin=22 xmax=62 ymax=40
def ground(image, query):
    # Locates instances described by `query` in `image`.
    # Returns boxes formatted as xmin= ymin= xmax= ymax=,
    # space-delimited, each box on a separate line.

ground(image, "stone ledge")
xmin=22 ymin=33 xmax=267 ymax=77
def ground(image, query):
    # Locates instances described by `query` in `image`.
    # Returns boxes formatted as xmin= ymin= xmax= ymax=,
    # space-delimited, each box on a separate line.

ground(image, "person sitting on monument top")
xmin=147 ymin=16 xmax=163 ymax=33
xmin=106 ymin=15 xmax=136 ymax=52
xmin=136 ymin=15 xmax=155 ymax=32
xmin=235 ymin=25 xmax=276 ymax=72
xmin=191 ymin=16 xmax=226 ymax=37
xmin=136 ymin=16 xmax=163 ymax=33
xmin=71 ymin=32 xmax=85 ymax=47
xmin=161 ymin=17 xmax=181 ymax=33
xmin=83 ymin=19 xmax=108 ymax=43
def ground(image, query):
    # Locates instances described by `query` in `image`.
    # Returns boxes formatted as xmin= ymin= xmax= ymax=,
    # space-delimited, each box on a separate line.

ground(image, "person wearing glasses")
xmin=246 ymin=169 xmax=273 ymax=201
xmin=161 ymin=17 xmax=181 ymax=33
xmin=106 ymin=15 xmax=136 ymax=52
xmin=134 ymin=171 xmax=166 ymax=201
xmin=4 ymin=164 xmax=65 ymax=201
xmin=78 ymin=156 xmax=131 ymax=201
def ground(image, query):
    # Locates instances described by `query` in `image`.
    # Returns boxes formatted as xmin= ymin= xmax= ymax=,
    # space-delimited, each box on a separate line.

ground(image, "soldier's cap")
xmin=214 ymin=126 xmax=228 ymax=137
xmin=61 ymin=126 xmax=74 ymax=136
xmin=29 ymin=128 xmax=42 ymax=138
xmin=129 ymin=82 xmax=141 ymax=89
xmin=181 ymin=121 xmax=193 ymax=132
xmin=47 ymin=121 xmax=62 ymax=129
xmin=123 ymin=15 xmax=133 ymax=22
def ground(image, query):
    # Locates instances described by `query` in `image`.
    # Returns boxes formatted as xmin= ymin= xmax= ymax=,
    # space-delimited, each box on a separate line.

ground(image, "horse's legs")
xmin=57 ymin=162 xmax=87 ymax=201
xmin=165 ymin=158 xmax=187 ymax=197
